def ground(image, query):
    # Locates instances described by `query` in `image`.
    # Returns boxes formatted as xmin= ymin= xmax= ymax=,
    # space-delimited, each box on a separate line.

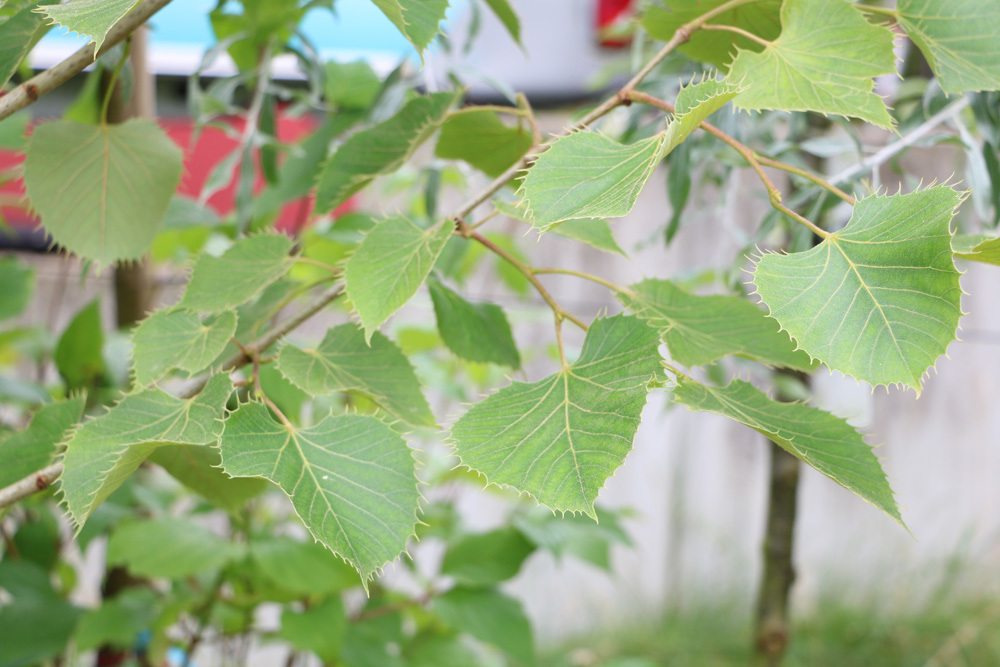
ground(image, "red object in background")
xmin=0 ymin=110 xmax=348 ymax=240
xmin=596 ymin=0 xmax=635 ymax=49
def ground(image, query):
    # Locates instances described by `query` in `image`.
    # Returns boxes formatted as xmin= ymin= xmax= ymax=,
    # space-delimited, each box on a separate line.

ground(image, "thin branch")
xmin=756 ymin=155 xmax=856 ymax=205
xmin=0 ymin=0 xmax=175 ymax=122
xmin=533 ymin=267 xmax=632 ymax=296
xmin=701 ymin=23 xmax=772 ymax=48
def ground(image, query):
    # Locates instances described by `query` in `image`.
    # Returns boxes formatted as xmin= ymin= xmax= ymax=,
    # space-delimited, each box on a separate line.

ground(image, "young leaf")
xmin=316 ymin=92 xmax=458 ymax=212
xmin=37 ymin=0 xmax=141 ymax=52
xmin=662 ymin=77 xmax=741 ymax=154
xmin=24 ymin=119 xmax=183 ymax=265
xmin=450 ymin=315 xmax=662 ymax=517
xmin=428 ymin=277 xmax=521 ymax=369
xmin=953 ymin=234 xmax=1000 ymax=265
xmin=441 ymin=527 xmax=535 ymax=585
xmin=218 ymin=402 xmax=419 ymax=584
xmin=106 ymin=518 xmax=244 ymax=578
xmin=897 ymin=0 xmax=1000 ymax=94
xmin=435 ymin=108 xmax=533 ymax=177
xmin=60 ymin=374 xmax=232 ymax=527
xmin=179 ymin=234 xmax=294 ymax=313
xmin=370 ymin=0 xmax=448 ymax=52
xmin=131 ymin=309 xmax=237 ymax=385
xmin=344 ymin=217 xmax=453 ymax=339
xmin=619 ymin=279 xmax=814 ymax=371
xmin=520 ymin=131 xmax=666 ymax=228
xmin=483 ymin=0 xmax=521 ymax=44
xmin=753 ymin=187 xmax=963 ymax=391
xmin=0 ymin=256 xmax=33 ymax=321
xmin=431 ymin=587 xmax=535 ymax=666
xmin=728 ymin=0 xmax=896 ymax=128
xmin=276 ymin=323 xmax=436 ymax=427
xmin=672 ymin=376 xmax=901 ymax=523
xmin=549 ymin=218 xmax=626 ymax=256
xmin=641 ymin=0 xmax=782 ymax=68
xmin=0 ymin=397 xmax=85 ymax=488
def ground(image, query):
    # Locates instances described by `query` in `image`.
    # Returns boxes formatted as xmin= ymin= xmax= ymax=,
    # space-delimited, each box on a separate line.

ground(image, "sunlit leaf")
xmin=754 ymin=187 xmax=963 ymax=391
xmin=728 ymin=0 xmax=896 ymax=128
xmin=277 ymin=323 xmax=435 ymax=427
xmin=218 ymin=402 xmax=419 ymax=584
xmin=673 ymin=376 xmax=902 ymax=523
xmin=451 ymin=315 xmax=661 ymax=516
xmin=24 ymin=119 xmax=183 ymax=264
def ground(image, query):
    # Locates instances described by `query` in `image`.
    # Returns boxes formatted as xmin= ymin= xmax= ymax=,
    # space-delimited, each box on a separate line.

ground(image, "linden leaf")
xmin=106 ymin=518 xmax=244 ymax=579
xmin=641 ymin=0 xmax=782 ymax=68
xmin=370 ymin=0 xmax=448 ymax=52
xmin=131 ymin=309 xmax=237 ymax=385
xmin=483 ymin=0 xmax=520 ymax=44
xmin=662 ymin=77 xmax=742 ymax=154
xmin=428 ymin=277 xmax=521 ymax=369
xmin=549 ymin=219 xmax=626 ymax=256
xmin=953 ymin=234 xmax=1000 ymax=265
xmin=60 ymin=374 xmax=232 ymax=527
xmin=344 ymin=217 xmax=453 ymax=340
xmin=24 ymin=119 xmax=183 ymax=265
xmin=898 ymin=0 xmax=1000 ymax=94
xmin=450 ymin=315 xmax=662 ymax=517
xmin=753 ymin=187 xmax=963 ymax=391
xmin=728 ymin=0 xmax=896 ymax=128
xmin=36 ymin=0 xmax=140 ymax=52
xmin=435 ymin=108 xmax=533 ymax=177
xmin=0 ymin=397 xmax=85 ymax=488
xmin=0 ymin=256 xmax=33 ymax=321
xmin=218 ymin=402 xmax=419 ymax=584
xmin=619 ymin=279 xmax=814 ymax=371
xmin=276 ymin=323 xmax=435 ymax=428
xmin=673 ymin=376 xmax=902 ymax=523
xmin=1 ymin=0 xmax=54 ymax=88
xmin=179 ymin=234 xmax=294 ymax=313
xmin=316 ymin=92 xmax=457 ymax=213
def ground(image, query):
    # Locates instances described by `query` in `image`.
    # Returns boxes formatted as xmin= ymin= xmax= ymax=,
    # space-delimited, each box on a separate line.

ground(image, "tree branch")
xmin=0 ymin=0 xmax=174 ymax=122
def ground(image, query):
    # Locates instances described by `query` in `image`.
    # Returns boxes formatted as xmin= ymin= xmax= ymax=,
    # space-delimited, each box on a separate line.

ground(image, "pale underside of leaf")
xmin=753 ymin=186 xmax=963 ymax=391
xmin=953 ymin=234 xmax=1000 ymax=266
xmin=218 ymin=402 xmax=420 ymax=584
xmin=898 ymin=0 xmax=1000 ymax=94
xmin=672 ymin=376 xmax=902 ymax=524
xmin=60 ymin=374 xmax=232 ymax=527
xmin=276 ymin=323 xmax=435 ymax=427
xmin=662 ymin=77 xmax=742 ymax=154
xmin=727 ymin=0 xmax=897 ymax=128
xmin=450 ymin=315 xmax=662 ymax=517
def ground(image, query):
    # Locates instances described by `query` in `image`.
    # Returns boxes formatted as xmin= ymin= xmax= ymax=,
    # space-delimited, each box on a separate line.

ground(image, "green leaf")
xmin=898 ymin=0 xmax=1000 ymax=94
xmin=662 ymin=77 xmax=741 ymax=154
xmin=131 ymin=309 xmax=237 ymax=385
xmin=60 ymin=374 xmax=232 ymax=527
xmin=954 ymin=233 xmax=1000 ymax=265
xmin=24 ymin=119 xmax=183 ymax=265
xmin=641 ymin=0 xmax=782 ymax=68
xmin=0 ymin=1 xmax=54 ymax=88
xmin=0 ymin=397 xmax=85 ymax=488
xmin=514 ymin=506 xmax=631 ymax=571
xmin=74 ymin=590 xmax=157 ymax=652
xmin=0 ymin=110 xmax=30 ymax=150
xmin=619 ymin=279 xmax=813 ymax=371
xmin=407 ymin=634 xmax=481 ymax=667
xmin=435 ymin=108 xmax=533 ymax=177
xmin=344 ymin=217 xmax=454 ymax=339
xmin=450 ymin=315 xmax=662 ymax=516
xmin=432 ymin=587 xmax=535 ymax=666
xmin=149 ymin=445 xmax=267 ymax=512
xmin=280 ymin=597 xmax=346 ymax=662
xmin=316 ymin=92 xmax=457 ymax=212
xmin=672 ymin=376 xmax=901 ymax=523
xmin=325 ymin=60 xmax=381 ymax=110
xmin=179 ymin=234 xmax=294 ymax=313
xmin=727 ymin=0 xmax=896 ymax=128
xmin=0 ymin=562 xmax=81 ymax=667
xmin=483 ymin=0 xmax=520 ymax=43
xmin=753 ymin=187 xmax=963 ymax=391
xmin=370 ymin=0 xmax=448 ymax=51
xmin=54 ymin=299 xmax=106 ymax=392
xmin=441 ymin=527 xmax=535 ymax=585
xmin=218 ymin=402 xmax=419 ymax=584
xmin=0 ymin=255 xmax=33 ymax=321
xmin=250 ymin=537 xmax=360 ymax=597
xmin=37 ymin=0 xmax=140 ymax=52
xmin=520 ymin=131 xmax=666 ymax=228
xmin=549 ymin=218 xmax=626 ymax=256
xmin=106 ymin=517 xmax=243 ymax=578
xmin=428 ymin=277 xmax=521 ymax=369
xmin=277 ymin=323 xmax=435 ymax=427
